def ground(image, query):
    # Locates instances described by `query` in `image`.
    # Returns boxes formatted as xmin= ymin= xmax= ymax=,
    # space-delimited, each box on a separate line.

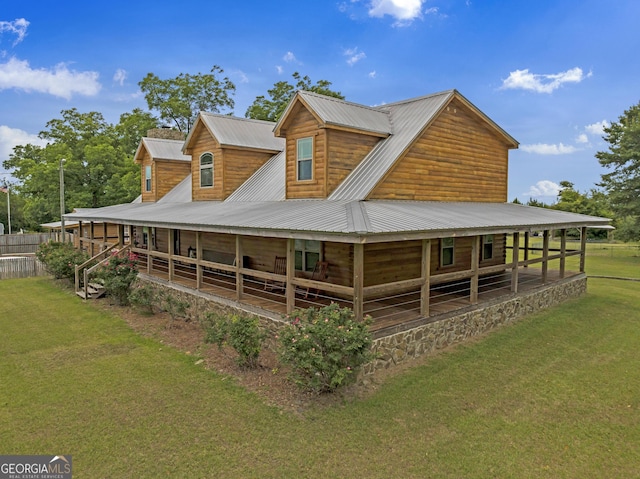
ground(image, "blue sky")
xmin=1 ymin=0 xmax=638 ymax=202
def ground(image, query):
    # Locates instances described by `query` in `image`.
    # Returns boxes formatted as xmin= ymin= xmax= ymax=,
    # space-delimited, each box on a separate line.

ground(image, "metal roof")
xmin=65 ymin=200 xmax=611 ymax=242
xmin=225 ymin=152 xmax=285 ymax=202
xmin=187 ymin=113 xmax=285 ymax=152
xmin=135 ymin=137 xmax=191 ymax=162
xmin=329 ymin=90 xmax=454 ymax=200
xmin=157 ymin=174 xmax=192 ymax=203
xmin=291 ymin=90 xmax=392 ymax=136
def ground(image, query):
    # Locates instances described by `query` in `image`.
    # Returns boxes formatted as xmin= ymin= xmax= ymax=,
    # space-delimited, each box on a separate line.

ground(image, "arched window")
xmin=200 ymin=153 xmax=213 ymax=188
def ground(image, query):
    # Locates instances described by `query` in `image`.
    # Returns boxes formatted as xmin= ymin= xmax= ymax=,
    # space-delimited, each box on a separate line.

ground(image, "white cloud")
xmin=501 ymin=67 xmax=591 ymax=94
xmin=523 ymin=180 xmax=561 ymax=198
xmin=520 ymin=142 xmax=579 ymax=155
xmin=0 ymin=125 xmax=47 ymax=164
xmin=368 ymin=0 xmax=425 ymax=25
xmin=344 ymin=47 xmax=366 ymax=66
xmin=231 ymin=69 xmax=249 ymax=83
xmin=0 ymin=57 xmax=101 ymax=99
xmin=283 ymin=51 xmax=297 ymax=63
xmin=575 ymin=133 xmax=589 ymax=144
xmin=585 ymin=120 xmax=609 ymax=136
xmin=276 ymin=65 xmax=283 ymax=74
xmin=368 ymin=70 xmax=377 ymax=79
xmin=0 ymin=18 xmax=29 ymax=46
xmin=113 ymin=68 xmax=127 ymax=86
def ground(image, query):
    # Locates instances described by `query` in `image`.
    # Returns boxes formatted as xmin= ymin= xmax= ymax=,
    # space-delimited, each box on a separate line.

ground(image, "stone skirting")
xmin=136 ymin=273 xmax=587 ymax=375
xmin=363 ymin=274 xmax=587 ymax=374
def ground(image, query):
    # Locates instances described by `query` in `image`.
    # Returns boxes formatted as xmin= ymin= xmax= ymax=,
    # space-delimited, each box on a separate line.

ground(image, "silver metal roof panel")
xmin=197 ymin=113 xmax=284 ymax=152
xmin=157 ymin=174 xmax=192 ymax=203
xmin=225 ymin=152 xmax=285 ymax=202
xmin=137 ymin=137 xmax=191 ymax=162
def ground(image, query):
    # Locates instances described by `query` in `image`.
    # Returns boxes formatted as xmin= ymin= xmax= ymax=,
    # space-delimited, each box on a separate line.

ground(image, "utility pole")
xmin=60 ymin=158 xmax=65 ymax=242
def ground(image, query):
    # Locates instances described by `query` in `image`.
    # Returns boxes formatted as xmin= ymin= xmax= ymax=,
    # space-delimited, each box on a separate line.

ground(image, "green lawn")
xmin=1 ymin=253 xmax=639 ymax=477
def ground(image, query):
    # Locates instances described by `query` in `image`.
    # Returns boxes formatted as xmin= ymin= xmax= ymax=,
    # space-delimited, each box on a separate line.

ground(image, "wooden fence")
xmin=0 ymin=256 xmax=48 ymax=279
xmin=0 ymin=233 xmax=54 ymax=255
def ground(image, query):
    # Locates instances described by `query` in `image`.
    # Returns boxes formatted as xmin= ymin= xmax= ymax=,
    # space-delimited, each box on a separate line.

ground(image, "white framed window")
xmin=200 ymin=152 xmax=213 ymax=188
xmin=296 ymin=137 xmax=313 ymax=181
xmin=482 ymin=234 xmax=494 ymax=261
xmin=441 ymin=237 xmax=454 ymax=267
xmin=145 ymin=165 xmax=152 ymax=192
xmin=295 ymin=239 xmax=321 ymax=272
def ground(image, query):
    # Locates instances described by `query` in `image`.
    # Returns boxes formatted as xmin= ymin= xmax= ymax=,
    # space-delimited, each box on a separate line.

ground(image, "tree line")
xmin=1 ymin=66 xmax=638 ymax=242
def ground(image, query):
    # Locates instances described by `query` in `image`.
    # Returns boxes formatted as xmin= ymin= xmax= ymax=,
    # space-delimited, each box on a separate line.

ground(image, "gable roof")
xmin=134 ymin=137 xmax=191 ymax=163
xmin=274 ymin=90 xmax=392 ymax=137
xmin=184 ymin=113 xmax=284 ymax=153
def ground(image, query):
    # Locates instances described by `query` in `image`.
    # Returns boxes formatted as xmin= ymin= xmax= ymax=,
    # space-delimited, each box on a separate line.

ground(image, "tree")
xmin=596 ymin=100 xmax=640 ymax=240
xmin=552 ymin=181 xmax=613 ymax=239
xmin=139 ymin=66 xmax=235 ymax=133
xmin=245 ymin=72 xmax=344 ymax=122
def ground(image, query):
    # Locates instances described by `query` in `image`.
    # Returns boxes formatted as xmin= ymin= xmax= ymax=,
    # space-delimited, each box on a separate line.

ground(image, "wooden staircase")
xmin=76 ymin=282 xmax=106 ymax=300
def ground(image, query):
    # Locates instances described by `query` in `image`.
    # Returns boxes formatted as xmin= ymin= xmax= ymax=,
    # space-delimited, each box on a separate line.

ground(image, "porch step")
xmin=76 ymin=282 xmax=106 ymax=300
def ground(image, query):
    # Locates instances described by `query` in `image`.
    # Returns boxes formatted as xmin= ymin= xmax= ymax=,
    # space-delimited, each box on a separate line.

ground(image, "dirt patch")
xmin=92 ymin=298 xmax=402 ymax=413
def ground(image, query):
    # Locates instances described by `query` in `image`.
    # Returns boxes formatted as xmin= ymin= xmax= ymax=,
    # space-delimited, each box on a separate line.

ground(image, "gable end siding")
xmin=327 ymin=129 xmax=380 ymax=197
xmin=368 ymin=98 xmax=510 ymax=202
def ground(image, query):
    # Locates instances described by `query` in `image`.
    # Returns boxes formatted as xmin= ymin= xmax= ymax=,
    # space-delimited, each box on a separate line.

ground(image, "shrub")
xmin=128 ymin=282 xmax=157 ymax=314
xmin=36 ymin=241 xmax=89 ymax=281
xmin=203 ymin=311 xmax=265 ymax=368
xmin=278 ymin=303 xmax=375 ymax=393
xmin=161 ymin=291 xmax=190 ymax=323
xmin=94 ymin=250 xmax=139 ymax=305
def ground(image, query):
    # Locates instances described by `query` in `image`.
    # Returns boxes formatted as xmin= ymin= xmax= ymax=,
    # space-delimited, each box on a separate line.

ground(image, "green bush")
xmin=36 ymin=241 xmax=89 ymax=281
xmin=278 ymin=303 xmax=375 ymax=393
xmin=161 ymin=291 xmax=190 ymax=322
xmin=94 ymin=250 xmax=139 ymax=305
xmin=128 ymin=282 xmax=157 ymax=314
xmin=203 ymin=312 xmax=265 ymax=368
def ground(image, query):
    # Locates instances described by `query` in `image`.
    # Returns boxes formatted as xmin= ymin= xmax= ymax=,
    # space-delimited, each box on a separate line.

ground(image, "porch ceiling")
xmin=65 ymin=199 xmax=611 ymax=243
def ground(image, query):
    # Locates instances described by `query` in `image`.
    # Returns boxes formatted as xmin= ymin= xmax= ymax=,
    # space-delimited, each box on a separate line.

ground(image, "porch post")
xmin=196 ymin=231 xmax=202 ymax=290
xmin=579 ymin=227 xmax=587 ymax=272
xmin=89 ymin=222 xmax=95 ymax=257
xmin=559 ymin=228 xmax=567 ymax=279
xmin=147 ymin=228 xmax=153 ymax=275
xmin=118 ymin=224 xmax=124 ymax=247
xmin=420 ymin=239 xmax=431 ymax=317
xmin=524 ymin=232 xmax=530 ymax=267
xmin=168 ymin=229 xmax=174 ymax=281
xmin=470 ymin=235 xmax=480 ymax=304
xmin=542 ymin=230 xmax=549 ymax=284
xmin=235 ymin=235 xmax=243 ymax=300
xmin=353 ymin=242 xmax=364 ymax=321
xmin=286 ymin=238 xmax=295 ymax=314
xmin=511 ymin=232 xmax=520 ymax=293
xmin=103 ymin=222 xmax=108 ymax=248
xmin=78 ymin=221 xmax=83 ymax=250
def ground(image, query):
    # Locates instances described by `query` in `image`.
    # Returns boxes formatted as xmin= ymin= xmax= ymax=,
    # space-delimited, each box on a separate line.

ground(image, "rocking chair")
xmin=264 ymin=256 xmax=287 ymax=292
xmin=304 ymin=261 xmax=329 ymax=299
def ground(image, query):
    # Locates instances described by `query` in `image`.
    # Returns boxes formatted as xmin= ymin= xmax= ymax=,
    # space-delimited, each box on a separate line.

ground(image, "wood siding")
xmin=223 ymin=149 xmax=274 ymax=198
xmin=327 ymin=129 xmax=380 ymax=196
xmin=156 ymin=160 xmax=191 ymax=200
xmin=369 ymin=98 xmax=510 ymax=202
xmin=139 ymin=149 xmax=155 ymax=202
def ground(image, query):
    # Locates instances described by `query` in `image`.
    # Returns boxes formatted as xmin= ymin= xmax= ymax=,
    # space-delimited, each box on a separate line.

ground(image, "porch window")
xmin=296 ymin=137 xmax=313 ymax=181
xmin=172 ymin=229 xmax=180 ymax=256
xmin=441 ymin=237 xmax=454 ymax=267
xmin=145 ymin=165 xmax=152 ymax=192
xmin=482 ymin=234 xmax=494 ymax=261
xmin=200 ymin=152 xmax=213 ymax=188
xmin=295 ymin=239 xmax=321 ymax=272
xmin=142 ymin=227 xmax=149 ymax=247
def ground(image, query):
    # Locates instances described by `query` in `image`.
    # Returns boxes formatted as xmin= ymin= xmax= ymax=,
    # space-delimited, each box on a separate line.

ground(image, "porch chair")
xmin=304 ymin=261 xmax=329 ymax=299
xmin=264 ymin=256 xmax=287 ymax=292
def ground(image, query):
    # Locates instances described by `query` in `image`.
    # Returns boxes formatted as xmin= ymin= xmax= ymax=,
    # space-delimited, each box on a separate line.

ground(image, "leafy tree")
xmin=551 ymin=181 xmax=613 ymax=239
xmin=139 ymin=65 xmax=235 ymax=133
xmin=597 ymin=101 xmax=640 ymax=240
xmin=245 ymin=72 xmax=344 ymax=122
xmin=526 ymin=198 xmax=547 ymax=208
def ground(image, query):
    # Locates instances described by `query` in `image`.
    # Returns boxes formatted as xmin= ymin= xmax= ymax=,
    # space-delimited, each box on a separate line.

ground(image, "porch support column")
xmin=103 ymin=222 xmax=108 ymax=248
xmin=579 ymin=227 xmax=587 ymax=273
xmin=420 ymin=239 xmax=431 ymax=317
xmin=511 ymin=232 xmax=520 ymax=293
xmin=541 ymin=230 xmax=550 ymax=284
xmin=470 ymin=235 xmax=480 ymax=304
xmin=118 ymin=224 xmax=125 ymax=247
xmin=286 ymin=238 xmax=295 ymax=314
xmin=353 ymin=242 xmax=364 ymax=321
xmin=235 ymin=235 xmax=243 ymax=301
xmin=196 ymin=232 xmax=202 ymax=290
xmin=78 ymin=221 xmax=83 ymax=250
xmin=524 ymin=232 xmax=530 ymax=268
xmin=89 ymin=222 xmax=95 ymax=257
xmin=147 ymin=228 xmax=153 ymax=275
xmin=559 ymin=228 xmax=567 ymax=279
xmin=168 ymin=229 xmax=174 ymax=281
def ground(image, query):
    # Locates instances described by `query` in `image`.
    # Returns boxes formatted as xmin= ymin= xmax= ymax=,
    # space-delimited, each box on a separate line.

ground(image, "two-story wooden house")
xmin=67 ymin=89 xmax=610 ymax=342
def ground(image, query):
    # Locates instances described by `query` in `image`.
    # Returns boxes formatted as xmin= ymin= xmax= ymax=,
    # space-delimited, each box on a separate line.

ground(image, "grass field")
xmin=1 ymin=252 xmax=639 ymax=477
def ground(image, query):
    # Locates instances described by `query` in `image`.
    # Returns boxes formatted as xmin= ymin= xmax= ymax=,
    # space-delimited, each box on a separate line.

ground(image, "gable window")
xmin=296 ymin=137 xmax=313 ymax=181
xmin=482 ymin=234 xmax=494 ymax=261
xmin=200 ymin=152 xmax=213 ymax=188
xmin=145 ymin=165 xmax=152 ymax=192
xmin=441 ymin=237 xmax=455 ymax=267
xmin=295 ymin=239 xmax=321 ymax=272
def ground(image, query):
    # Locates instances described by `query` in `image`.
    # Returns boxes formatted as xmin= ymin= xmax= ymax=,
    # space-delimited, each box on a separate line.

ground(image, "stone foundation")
xmin=136 ymin=273 xmax=587 ymax=374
